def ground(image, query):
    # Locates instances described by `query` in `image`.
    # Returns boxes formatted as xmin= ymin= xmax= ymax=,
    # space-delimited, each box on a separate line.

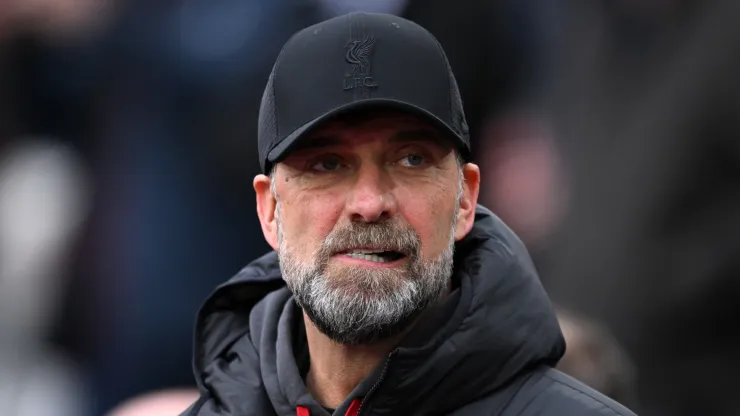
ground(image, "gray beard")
xmin=276 ymin=208 xmax=458 ymax=345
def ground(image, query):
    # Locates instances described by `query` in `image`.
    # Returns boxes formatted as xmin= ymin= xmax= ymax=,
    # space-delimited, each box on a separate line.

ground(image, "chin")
xmin=318 ymin=315 xmax=417 ymax=346
xmin=303 ymin=297 xmax=422 ymax=346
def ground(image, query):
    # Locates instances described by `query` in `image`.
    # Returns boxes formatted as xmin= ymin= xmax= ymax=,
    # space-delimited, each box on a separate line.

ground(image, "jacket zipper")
xmin=356 ymin=350 xmax=398 ymax=416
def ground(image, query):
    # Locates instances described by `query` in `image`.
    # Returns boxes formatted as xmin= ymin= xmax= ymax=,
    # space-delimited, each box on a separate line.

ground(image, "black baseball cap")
xmin=257 ymin=12 xmax=471 ymax=173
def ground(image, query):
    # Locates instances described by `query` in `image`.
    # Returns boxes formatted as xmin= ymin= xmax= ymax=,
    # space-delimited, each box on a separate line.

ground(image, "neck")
xmin=303 ymin=313 xmax=400 ymax=410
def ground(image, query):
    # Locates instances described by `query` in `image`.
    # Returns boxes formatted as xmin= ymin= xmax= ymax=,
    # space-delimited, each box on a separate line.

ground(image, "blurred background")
xmin=0 ymin=0 xmax=738 ymax=415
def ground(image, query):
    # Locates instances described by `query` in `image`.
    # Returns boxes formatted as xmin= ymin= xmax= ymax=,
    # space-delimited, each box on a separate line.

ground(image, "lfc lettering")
xmin=343 ymin=76 xmax=378 ymax=90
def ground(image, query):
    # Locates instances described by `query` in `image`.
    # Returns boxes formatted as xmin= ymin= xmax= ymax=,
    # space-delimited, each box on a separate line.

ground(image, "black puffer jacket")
xmin=182 ymin=207 xmax=636 ymax=416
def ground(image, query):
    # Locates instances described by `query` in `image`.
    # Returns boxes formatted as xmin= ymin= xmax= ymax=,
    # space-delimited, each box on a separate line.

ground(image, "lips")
xmin=340 ymin=249 xmax=406 ymax=263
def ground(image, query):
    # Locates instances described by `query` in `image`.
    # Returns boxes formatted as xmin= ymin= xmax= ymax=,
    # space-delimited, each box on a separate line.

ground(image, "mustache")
xmin=317 ymin=220 xmax=421 ymax=258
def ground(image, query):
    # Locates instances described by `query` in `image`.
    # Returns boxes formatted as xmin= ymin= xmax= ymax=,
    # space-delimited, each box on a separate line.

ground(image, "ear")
xmin=454 ymin=163 xmax=480 ymax=241
xmin=254 ymin=173 xmax=279 ymax=251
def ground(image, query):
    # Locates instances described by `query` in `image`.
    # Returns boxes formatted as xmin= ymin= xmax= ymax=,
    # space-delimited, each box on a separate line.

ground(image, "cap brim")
xmin=266 ymin=99 xmax=468 ymax=167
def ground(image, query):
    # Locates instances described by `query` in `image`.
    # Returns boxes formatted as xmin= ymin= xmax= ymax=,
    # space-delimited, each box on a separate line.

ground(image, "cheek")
xmin=280 ymin=191 xmax=344 ymax=251
xmin=397 ymin=187 xmax=457 ymax=256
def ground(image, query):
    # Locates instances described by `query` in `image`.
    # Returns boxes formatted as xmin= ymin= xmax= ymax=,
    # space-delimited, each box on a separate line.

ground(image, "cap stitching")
xmin=271 ymin=72 xmax=279 ymax=147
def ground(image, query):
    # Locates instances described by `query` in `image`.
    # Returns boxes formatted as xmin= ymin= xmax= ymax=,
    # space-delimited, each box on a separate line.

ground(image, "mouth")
xmin=337 ymin=248 xmax=406 ymax=264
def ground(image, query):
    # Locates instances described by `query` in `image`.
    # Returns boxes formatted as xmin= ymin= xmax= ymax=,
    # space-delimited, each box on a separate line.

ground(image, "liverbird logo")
xmin=343 ymin=36 xmax=378 ymax=91
xmin=345 ymin=36 xmax=375 ymax=74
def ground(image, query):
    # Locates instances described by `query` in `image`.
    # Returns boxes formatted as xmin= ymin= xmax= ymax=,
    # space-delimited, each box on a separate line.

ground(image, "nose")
xmin=347 ymin=163 xmax=396 ymax=223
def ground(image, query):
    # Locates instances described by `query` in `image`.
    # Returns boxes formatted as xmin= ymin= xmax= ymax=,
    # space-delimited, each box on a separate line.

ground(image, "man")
xmin=182 ymin=13 xmax=635 ymax=416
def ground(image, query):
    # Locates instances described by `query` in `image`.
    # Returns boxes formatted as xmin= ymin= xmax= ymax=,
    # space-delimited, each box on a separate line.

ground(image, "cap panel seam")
xmin=433 ymin=37 xmax=455 ymax=131
xmin=269 ymin=27 xmax=305 ymax=151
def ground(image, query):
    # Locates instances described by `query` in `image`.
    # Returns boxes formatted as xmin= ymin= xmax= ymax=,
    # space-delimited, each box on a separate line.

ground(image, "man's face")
xmin=254 ymin=111 xmax=480 ymax=345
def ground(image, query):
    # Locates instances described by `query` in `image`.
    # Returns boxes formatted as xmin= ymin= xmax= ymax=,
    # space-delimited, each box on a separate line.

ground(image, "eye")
xmin=398 ymin=153 xmax=426 ymax=167
xmin=310 ymin=157 xmax=343 ymax=172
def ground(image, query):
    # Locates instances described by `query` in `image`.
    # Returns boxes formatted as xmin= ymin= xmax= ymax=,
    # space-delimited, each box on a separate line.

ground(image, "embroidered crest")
xmin=343 ymin=25 xmax=378 ymax=93
xmin=345 ymin=36 xmax=375 ymax=75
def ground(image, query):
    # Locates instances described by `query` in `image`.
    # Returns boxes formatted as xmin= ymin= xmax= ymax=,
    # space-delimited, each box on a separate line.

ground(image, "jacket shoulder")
xmin=451 ymin=367 xmax=636 ymax=416
xmin=511 ymin=368 xmax=637 ymax=416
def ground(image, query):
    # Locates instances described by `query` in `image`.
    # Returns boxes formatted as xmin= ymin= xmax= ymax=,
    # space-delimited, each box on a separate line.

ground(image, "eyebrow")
xmin=295 ymin=129 xmax=445 ymax=151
